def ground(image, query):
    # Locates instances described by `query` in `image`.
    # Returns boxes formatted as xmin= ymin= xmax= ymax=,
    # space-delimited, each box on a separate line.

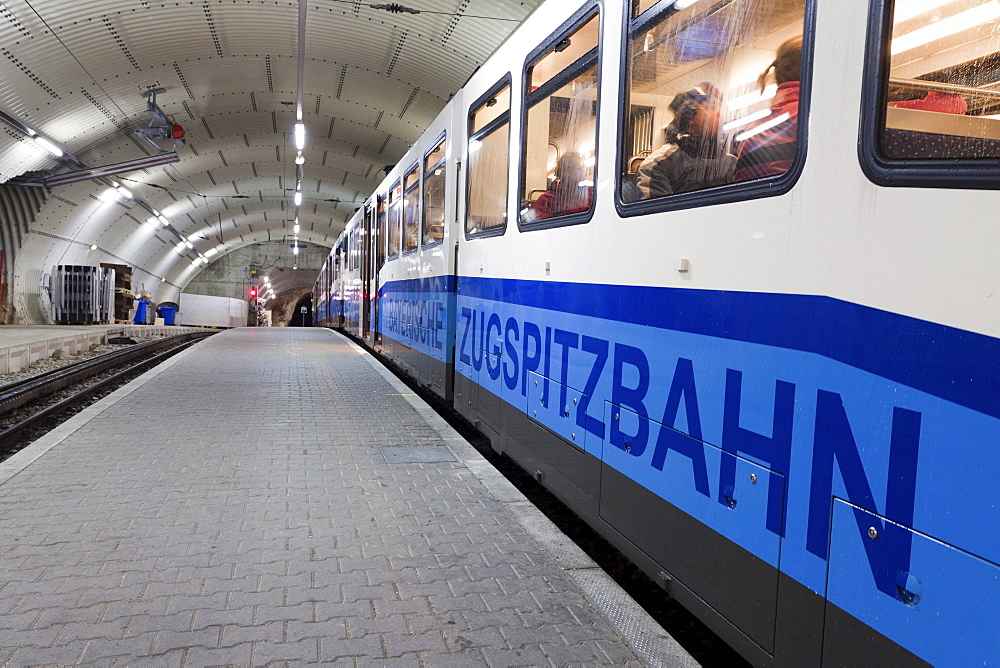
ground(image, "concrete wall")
xmin=184 ymin=241 xmax=329 ymax=300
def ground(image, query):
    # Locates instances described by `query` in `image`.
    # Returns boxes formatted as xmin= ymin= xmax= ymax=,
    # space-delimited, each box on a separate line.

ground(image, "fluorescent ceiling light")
xmin=727 ymin=84 xmax=778 ymax=110
xmin=293 ymin=245 xmax=300 ymax=255
xmin=294 ymin=192 xmax=302 ymax=206
xmin=100 ymin=188 xmax=122 ymax=202
xmin=293 ymin=224 xmax=300 ymax=234
xmin=294 ymin=123 xmax=305 ymax=150
xmin=894 ymin=0 xmax=959 ymax=23
xmin=205 ymin=247 xmax=218 ymax=257
xmin=723 ymin=108 xmax=773 ymax=132
xmin=34 ymin=136 xmax=63 ymax=157
xmin=295 ymin=153 xmax=305 ymax=165
xmin=175 ymin=241 xmax=187 ymax=253
xmin=735 ymin=112 xmax=790 ymax=142
xmin=185 ymin=240 xmax=194 ymax=249
xmin=891 ymin=1 xmax=1000 ymax=54
xmin=116 ymin=186 xmax=133 ymax=199
xmin=158 ymin=215 xmax=169 ymax=226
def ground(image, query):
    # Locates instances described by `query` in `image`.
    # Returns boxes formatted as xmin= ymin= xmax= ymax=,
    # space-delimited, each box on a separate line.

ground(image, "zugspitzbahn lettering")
xmin=458 ymin=306 xmax=921 ymax=597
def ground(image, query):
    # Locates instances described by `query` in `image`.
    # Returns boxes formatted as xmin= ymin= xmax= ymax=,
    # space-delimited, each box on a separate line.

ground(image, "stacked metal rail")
xmin=52 ymin=265 xmax=115 ymax=324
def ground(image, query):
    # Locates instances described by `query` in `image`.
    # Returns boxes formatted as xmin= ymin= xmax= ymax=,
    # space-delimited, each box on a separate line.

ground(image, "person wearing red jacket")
xmin=734 ymin=36 xmax=803 ymax=183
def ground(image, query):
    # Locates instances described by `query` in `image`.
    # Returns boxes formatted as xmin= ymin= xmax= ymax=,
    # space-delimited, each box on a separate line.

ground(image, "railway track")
xmin=0 ymin=331 xmax=215 ymax=458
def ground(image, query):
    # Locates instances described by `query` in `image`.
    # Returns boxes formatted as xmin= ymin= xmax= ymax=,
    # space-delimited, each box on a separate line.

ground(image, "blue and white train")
xmin=315 ymin=0 xmax=1000 ymax=664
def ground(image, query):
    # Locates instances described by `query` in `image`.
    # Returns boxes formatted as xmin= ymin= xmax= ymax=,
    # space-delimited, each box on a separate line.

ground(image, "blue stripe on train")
xmin=454 ymin=276 xmax=1000 ymax=422
xmin=441 ymin=276 xmax=999 ymax=666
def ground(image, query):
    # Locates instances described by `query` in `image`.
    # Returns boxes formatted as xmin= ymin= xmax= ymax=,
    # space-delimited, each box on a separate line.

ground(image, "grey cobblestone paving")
xmin=0 ymin=328 xmax=694 ymax=667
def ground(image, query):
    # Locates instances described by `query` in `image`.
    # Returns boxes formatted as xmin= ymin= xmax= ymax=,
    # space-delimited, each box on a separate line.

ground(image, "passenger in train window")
xmin=528 ymin=152 xmax=593 ymax=220
xmin=733 ymin=36 xmax=803 ymax=182
xmin=887 ymin=89 xmax=968 ymax=115
xmin=646 ymin=84 xmax=735 ymax=198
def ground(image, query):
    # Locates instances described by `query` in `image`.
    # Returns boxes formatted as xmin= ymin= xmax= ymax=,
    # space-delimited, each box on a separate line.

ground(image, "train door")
xmin=373 ymin=194 xmax=388 ymax=351
xmin=361 ymin=205 xmax=373 ymax=341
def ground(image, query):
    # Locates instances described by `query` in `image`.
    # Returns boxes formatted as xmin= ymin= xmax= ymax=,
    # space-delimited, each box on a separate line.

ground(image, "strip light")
xmin=734 ymin=112 xmax=790 ymax=142
xmin=894 ymin=0 xmax=959 ymax=24
xmin=294 ymin=123 xmax=305 ymax=150
xmin=723 ymin=108 xmax=772 ymax=132
xmin=891 ymin=1 xmax=1000 ymax=54
xmin=34 ymin=136 xmax=63 ymax=157
xmin=727 ymin=84 xmax=778 ymax=110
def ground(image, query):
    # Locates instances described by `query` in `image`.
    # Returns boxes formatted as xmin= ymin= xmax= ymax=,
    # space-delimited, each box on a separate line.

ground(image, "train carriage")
xmin=317 ymin=0 xmax=1000 ymax=664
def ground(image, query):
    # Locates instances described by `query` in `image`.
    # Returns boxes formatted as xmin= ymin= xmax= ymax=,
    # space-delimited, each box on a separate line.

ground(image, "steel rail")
xmin=0 ymin=332 xmax=214 ymax=417
xmin=0 ymin=334 xmax=211 ymax=455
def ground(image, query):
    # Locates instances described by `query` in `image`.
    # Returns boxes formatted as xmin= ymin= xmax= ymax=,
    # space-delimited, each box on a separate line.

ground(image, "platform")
xmin=0 ymin=328 xmax=696 ymax=666
xmin=0 ymin=325 xmax=211 ymax=375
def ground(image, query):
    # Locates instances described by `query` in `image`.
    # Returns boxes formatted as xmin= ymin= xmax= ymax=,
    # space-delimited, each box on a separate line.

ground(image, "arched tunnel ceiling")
xmin=0 ymin=0 xmax=541 ymax=307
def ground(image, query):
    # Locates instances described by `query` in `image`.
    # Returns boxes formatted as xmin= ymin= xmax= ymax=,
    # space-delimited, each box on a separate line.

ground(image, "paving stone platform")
xmin=0 ymin=328 xmax=697 ymax=667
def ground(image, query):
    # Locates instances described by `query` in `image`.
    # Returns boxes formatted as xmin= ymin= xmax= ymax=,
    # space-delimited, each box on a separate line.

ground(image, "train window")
xmin=619 ymin=0 xmax=806 ymax=208
xmin=631 ymin=0 xmax=659 ymax=20
xmin=423 ymin=136 xmax=446 ymax=247
xmin=467 ymin=78 xmax=511 ymax=236
xmin=519 ymin=8 xmax=600 ymax=228
xmin=861 ymin=0 xmax=1000 ymax=186
xmin=387 ymin=180 xmax=401 ymax=258
xmin=402 ymin=165 xmax=420 ymax=253
xmin=376 ymin=195 xmax=386 ymax=270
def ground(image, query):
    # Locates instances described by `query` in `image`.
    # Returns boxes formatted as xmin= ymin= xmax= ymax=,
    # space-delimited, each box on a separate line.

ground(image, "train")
xmin=313 ymin=0 xmax=1000 ymax=664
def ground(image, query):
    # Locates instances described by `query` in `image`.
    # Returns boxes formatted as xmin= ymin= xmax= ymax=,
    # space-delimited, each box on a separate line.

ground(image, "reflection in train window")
xmin=467 ymin=80 xmax=511 ymax=236
xmin=387 ymin=180 xmax=401 ymax=258
xmin=423 ymin=136 xmax=447 ymax=247
xmin=402 ymin=165 xmax=420 ymax=253
xmin=880 ymin=0 xmax=1000 ymax=159
xmin=520 ymin=10 xmax=599 ymax=226
xmin=620 ymin=0 xmax=805 ymax=204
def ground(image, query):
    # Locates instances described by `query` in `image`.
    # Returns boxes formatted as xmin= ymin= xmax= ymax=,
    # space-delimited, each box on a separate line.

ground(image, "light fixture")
xmin=295 ymin=152 xmax=305 ymax=165
xmin=89 ymin=244 xmax=98 ymax=251
xmin=734 ymin=112 xmax=790 ymax=142
xmin=727 ymin=84 xmax=778 ymax=110
xmin=34 ymin=136 xmax=63 ymax=157
xmin=293 ymin=223 xmax=300 ymax=234
xmin=116 ymin=185 xmax=133 ymax=199
xmin=891 ymin=1 xmax=1000 ymax=54
xmin=894 ymin=0 xmax=966 ymax=24
xmin=175 ymin=241 xmax=188 ymax=253
xmin=147 ymin=216 xmax=160 ymax=227
xmin=723 ymin=108 xmax=772 ymax=132
xmin=294 ymin=191 xmax=302 ymax=206
xmin=158 ymin=215 xmax=169 ymax=226
xmin=160 ymin=277 xmax=166 ymax=282
xmin=205 ymin=248 xmax=218 ymax=257
xmin=185 ymin=240 xmax=194 ymax=249
xmin=294 ymin=123 xmax=305 ymax=150
xmin=100 ymin=188 xmax=122 ymax=202
xmin=673 ymin=0 xmax=699 ymax=8
xmin=293 ymin=245 xmax=300 ymax=255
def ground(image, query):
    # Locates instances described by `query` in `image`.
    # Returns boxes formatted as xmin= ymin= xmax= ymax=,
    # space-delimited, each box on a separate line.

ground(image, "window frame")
xmin=386 ymin=179 xmax=402 ymax=260
xmin=422 ymin=131 xmax=448 ymax=249
xmin=859 ymin=0 xmax=1000 ymax=190
xmin=465 ymin=74 xmax=513 ymax=240
xmin=401 ymin=161 xmax=421 ymax=255
xmin=615 ymin=0 xmax=816 ymax=218
xmin=517 ymin=2 xmax=602 ymax=232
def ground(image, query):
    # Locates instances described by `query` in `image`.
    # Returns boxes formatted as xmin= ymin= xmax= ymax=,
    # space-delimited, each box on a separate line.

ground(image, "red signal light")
xmin=249 ymin=286 xmax=258 ymax=300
